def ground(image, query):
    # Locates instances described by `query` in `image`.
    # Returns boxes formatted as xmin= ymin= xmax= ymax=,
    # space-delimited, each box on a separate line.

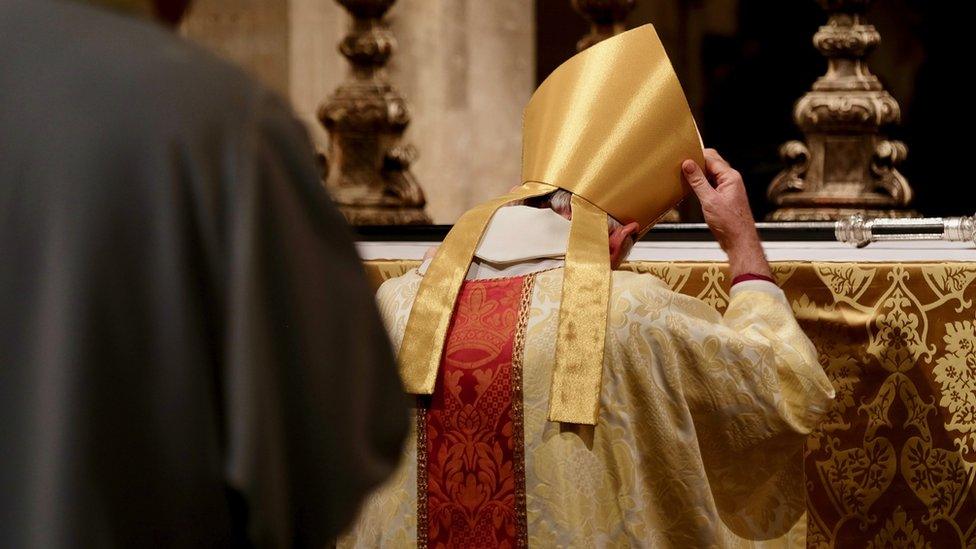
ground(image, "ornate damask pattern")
xmin=364 ymin=260 xmax=976 ymax=547
xmin=793 ymin=263 xmax=976 ymax=548
xmin=417 ymin=275 xmax=531 ymax=548
xmin=626 ymin=261 xmax=976 ymax=547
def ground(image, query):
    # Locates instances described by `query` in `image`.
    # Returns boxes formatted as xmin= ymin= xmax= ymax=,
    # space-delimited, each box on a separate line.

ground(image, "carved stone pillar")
xmin=319 ymin=0 xmax=430 ymax=225
xmin=767 ymin=0 xmax=914 ymax=221
xmin=572 ymin=0 xmax=636 ymax=52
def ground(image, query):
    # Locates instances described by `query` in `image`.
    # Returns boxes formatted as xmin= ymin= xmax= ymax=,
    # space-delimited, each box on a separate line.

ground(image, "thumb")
xmin=682 ymin=160 xmax=715 ymax=202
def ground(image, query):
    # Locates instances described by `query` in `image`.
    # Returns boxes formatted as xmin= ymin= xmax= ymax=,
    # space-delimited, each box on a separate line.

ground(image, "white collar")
xmin=419 ymin=206 xmax=570 ymax=280
xmin=474 ymin=206 xmax=570 ymax=263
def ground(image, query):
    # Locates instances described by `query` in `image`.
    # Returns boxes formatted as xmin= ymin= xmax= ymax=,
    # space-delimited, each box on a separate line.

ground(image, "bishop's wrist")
xmin=726 ymin=238 xmax=772 ymax=281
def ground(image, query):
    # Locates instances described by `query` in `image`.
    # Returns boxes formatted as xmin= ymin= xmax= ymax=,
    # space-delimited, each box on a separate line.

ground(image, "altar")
xmin=360 ymin=238 xmax=976 ymax=547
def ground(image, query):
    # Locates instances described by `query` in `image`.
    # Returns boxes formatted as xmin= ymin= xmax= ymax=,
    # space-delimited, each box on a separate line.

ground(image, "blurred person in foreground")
xmin=340 ymin=26 xmax=834 ymax=547
xmin=0 ymin=0 xmax=406 ymax=546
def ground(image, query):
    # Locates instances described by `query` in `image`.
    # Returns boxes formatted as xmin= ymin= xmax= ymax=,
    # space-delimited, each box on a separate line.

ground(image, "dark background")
xmin=536 ymin=0 xmax=967 ymax=220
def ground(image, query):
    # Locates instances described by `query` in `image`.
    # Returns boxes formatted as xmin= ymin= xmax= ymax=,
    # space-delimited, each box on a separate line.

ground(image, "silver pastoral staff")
xmin=655 ymin=215 xmax=976 ymax=247
xmin=833 ymin=214 xmax=976 ymax=247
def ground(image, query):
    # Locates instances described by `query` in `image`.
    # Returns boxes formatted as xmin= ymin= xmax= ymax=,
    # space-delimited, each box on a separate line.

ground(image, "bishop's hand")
xmin=682 ymin=149 xmax=772 ymax=280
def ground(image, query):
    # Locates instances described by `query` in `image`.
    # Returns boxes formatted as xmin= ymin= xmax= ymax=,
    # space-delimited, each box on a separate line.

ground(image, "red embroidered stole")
xmin=417 ymin=275 xmax=533 ymax=549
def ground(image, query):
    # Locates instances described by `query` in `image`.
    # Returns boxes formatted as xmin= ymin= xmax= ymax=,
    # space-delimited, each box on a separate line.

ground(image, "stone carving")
xmin=767 ymin=0 xmax=915 ymax=221
xmin=319 ymin=0 xmax=430 ymax=225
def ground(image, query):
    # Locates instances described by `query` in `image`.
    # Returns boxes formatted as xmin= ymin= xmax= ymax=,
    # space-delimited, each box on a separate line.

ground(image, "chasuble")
xmin=0 ymin=1 xmax=406 ymax=546
xmin=340 ymin=218 xmax=835 ymax=548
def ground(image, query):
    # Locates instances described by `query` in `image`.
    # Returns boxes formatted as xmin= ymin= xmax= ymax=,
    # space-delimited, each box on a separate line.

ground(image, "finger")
xmin=714 ymin=170 xmax=743 ymax=192
xmin=423 ymin=246 xmax=439 ymax=260
xmin=703 ymin=148 xmax=727 ymax=164
xmin=703 ymin=148 xmax=731 ymax=172
xmin=682 ymin=160 xmax=716 ymax=201
xmin=703 ymin=150 xmax=733 ymax=178
xmin=703 ymin=151 xmax=744 ymax=190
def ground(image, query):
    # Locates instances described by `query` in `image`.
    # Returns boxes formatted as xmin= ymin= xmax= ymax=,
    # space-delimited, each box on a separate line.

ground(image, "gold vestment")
xmin=341 ymin=269 xmax=834 ymax=547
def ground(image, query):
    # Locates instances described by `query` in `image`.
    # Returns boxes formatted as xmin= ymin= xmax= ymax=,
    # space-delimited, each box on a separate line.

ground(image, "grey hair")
xmin=547 ymin=190 xmax=625 ymax=234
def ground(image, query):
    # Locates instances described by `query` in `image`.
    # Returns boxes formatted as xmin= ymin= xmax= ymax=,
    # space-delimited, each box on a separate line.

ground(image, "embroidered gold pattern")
xmin=511 ymin=274 xmax=535 ymax=548
xmin=415 ymin=398 xmax=429 ymax=549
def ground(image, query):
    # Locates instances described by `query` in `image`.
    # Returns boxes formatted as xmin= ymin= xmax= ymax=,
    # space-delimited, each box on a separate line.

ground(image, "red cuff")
xmin=732 ymin=273 xmax=776 ymax=286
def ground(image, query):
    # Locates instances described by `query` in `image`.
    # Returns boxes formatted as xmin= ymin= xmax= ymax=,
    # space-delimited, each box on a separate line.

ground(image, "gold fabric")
xmin=522 ymin=24 xmax=704 ymax=233
xmin=396 ymin=24 xmax=702 ymax=426
xmin=397 ymin=182 xmax=555 ymax=394
xmin=360 ymin=260 xmax=976 ymax=548
xmin=342 ymin=266 xmax=833 ymax=547
xmin=549 ymin=195 xmax=611 ymax=423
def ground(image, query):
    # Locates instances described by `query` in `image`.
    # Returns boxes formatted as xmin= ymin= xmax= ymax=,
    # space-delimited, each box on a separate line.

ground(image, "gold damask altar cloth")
xmin=364 ymin=260 xmax=976 ymax=547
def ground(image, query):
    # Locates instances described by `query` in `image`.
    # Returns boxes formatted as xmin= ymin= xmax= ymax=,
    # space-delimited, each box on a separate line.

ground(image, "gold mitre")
xmin=523 ymin=24 xmax=704 ymax=233
xmin=397 ymin=24 xmax=703 ymax=425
